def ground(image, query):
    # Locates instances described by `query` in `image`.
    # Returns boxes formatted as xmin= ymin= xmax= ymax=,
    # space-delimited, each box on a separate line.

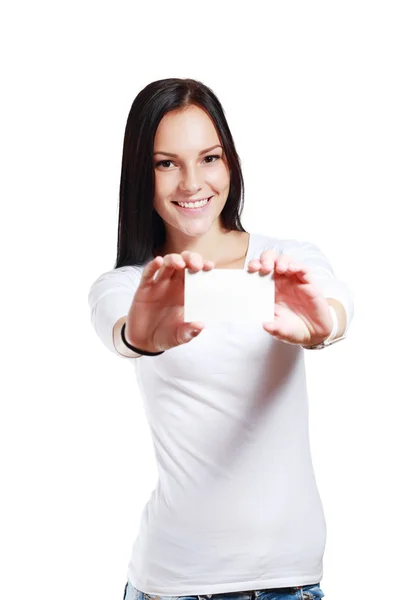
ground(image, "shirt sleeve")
xmin=281 ymin=239 xmax=355 ymax=337
xmin=88 ymin=266 xmax=142 ymax=358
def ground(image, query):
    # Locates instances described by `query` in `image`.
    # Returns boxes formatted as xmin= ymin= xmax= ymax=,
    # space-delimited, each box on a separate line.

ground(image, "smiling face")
xmin=152 ymin=104 xmax=231 ymax=251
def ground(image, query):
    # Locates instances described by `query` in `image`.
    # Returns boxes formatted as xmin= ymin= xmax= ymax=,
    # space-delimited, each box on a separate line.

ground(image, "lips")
xmin=173 ymin=196 xmax=212 ymax=205
xmin=172 ymin=197 xmax=213 ymax=214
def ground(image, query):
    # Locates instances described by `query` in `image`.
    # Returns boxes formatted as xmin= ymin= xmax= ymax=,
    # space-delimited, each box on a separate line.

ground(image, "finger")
xmin=164 ymin=253 xmax=188 ymax=282
xmin=203 ymin=260 xmax=215 ymax=271
xmin=285 ymin=261 xmax=314 ymax=283
xmin=262 ymin=321 xmax=290 ymax=343
xmin=163 ymin=253 xmax=186 ymax=269
xmin=176 ymin=321 xmax=205 ymax=345
xmin=153 ymin=256 xmax=179 ymax=283
xmin=140 ymin=256 xmax=164 ymax=287
xmin=262 ymin=304 xmax=291 ymax=339
xmin=262 ymin=320 xmax=280 ymax=336
xmin=259 ymin=249 xmax=277 ymax=273
xmin=248 ymin=255 xmax=276 ymax=275
xmin=181 ymin=251 xmax=204 ymax=273
xmin=274 ymin=254 xmax=292 ymax=274
xmin=247 ymin=258 xmax=261 ymax=273
xmin=262 ymin=315 xmax=295 ymax=342
xmin=153 ymin=253 xmax=187 ymax=283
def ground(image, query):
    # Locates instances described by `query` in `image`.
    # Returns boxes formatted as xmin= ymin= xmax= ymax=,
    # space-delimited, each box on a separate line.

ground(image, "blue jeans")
xmin=123 ymin=581 xmax=325 ymax=600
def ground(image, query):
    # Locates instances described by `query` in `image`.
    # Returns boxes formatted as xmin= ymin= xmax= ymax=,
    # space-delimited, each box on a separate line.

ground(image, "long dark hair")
xmin=114 ymin=78 xmax=246 ymax=268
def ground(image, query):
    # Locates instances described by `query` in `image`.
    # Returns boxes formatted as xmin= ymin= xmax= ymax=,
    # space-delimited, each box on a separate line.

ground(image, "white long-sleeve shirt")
xmin=88 ymin=232 xmax=354 ymax=596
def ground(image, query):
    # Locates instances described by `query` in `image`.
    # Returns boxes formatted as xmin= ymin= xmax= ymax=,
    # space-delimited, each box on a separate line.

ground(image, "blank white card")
xmin=184 ymin=268 xmax=275 ymax=323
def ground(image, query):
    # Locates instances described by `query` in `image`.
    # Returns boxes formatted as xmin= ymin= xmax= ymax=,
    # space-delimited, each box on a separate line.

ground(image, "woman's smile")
xmin=172 ymin=196 xmax=213 ymax=213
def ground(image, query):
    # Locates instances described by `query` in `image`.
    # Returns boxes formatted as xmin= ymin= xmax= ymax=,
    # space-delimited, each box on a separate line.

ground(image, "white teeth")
xmin=177 ymin=198 xmax=209 ymax=209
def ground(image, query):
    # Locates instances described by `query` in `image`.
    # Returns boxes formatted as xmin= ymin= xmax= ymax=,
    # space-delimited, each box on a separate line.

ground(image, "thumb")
xmin=177 ymin=322 xmax=204 ymax=345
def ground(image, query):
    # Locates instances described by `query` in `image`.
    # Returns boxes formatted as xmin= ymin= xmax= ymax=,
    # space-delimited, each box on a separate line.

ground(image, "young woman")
xmin=88 ymin=78 xmax=353 ymax=600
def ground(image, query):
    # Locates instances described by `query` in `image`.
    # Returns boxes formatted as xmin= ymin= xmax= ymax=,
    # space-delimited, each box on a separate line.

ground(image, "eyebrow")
xmin=153 ymin=144 xmax=222 ymax=157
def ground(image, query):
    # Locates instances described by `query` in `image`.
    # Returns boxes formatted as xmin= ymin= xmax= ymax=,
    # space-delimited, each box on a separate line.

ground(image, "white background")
xmin=1 ymin=2 xmax=399 ymax=599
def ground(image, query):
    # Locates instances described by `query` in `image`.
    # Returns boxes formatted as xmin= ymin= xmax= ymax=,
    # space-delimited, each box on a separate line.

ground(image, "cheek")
xmin=208 ymin=163 xmax=230 ymax=190
xmin=153 ymin=173 xmax=178 ymax=219
xmin=154 ymin=172 xmax=177 ymax=199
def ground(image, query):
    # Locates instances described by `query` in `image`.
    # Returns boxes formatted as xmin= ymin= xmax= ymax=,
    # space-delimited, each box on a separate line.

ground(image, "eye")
xmin=203 ymin=155 xmax=221 ymax=164
xmin=154 ymin=155 xmax=221 ymax=169
xmin=155 ymin=160 xmax=174 ymax=169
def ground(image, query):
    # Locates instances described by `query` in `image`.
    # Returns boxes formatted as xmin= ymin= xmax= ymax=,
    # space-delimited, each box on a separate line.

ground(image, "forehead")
xmin=154 ymin=105 xmax=220 ymax=151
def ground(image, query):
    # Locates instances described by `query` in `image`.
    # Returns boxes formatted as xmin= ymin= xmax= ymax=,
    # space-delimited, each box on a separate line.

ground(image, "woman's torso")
xmin=126 ymin=232 xmax=327 ymax=595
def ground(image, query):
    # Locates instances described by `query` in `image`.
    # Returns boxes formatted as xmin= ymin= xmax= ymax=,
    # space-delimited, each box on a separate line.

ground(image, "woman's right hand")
xmin=125 ymin=252 xmax=215 ymax=353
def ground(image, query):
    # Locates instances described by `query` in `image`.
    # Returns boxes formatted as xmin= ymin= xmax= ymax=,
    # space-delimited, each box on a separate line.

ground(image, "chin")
xmin=177 ymin=222 xmax=213 ymax=238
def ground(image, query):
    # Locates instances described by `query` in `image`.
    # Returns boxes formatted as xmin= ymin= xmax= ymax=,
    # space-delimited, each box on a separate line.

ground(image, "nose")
xmin=179 ymin=165 xmax=202 ymax=194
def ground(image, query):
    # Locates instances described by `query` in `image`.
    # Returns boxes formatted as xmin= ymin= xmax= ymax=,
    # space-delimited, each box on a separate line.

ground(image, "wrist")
xmin=112 ymin=317 xmax=142 ymax=358
xmin=121 ymin=323 xmax=164 ymax=357
xmin=325 ymin=305 xmax=339 ymax=342
xmin=302 ymin=306 xmax=339 ymax=350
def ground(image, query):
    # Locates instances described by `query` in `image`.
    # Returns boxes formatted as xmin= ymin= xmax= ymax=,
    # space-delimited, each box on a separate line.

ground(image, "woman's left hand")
xmin=248 ymin=249 xmax=334 ymax=346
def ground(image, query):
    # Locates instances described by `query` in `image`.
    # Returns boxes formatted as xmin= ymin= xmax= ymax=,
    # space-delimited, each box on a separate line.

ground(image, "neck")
xmin=155 ymin=222 xmax=230 ymax=261
xmin=154 ymin=226 xmax=249 ymax=269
